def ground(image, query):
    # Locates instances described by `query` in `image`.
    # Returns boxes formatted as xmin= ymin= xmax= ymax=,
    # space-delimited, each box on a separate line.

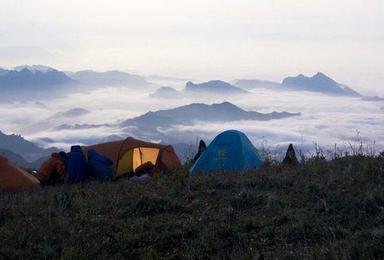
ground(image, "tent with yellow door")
xmin=82 ymin=137 xmax=182 ymax=177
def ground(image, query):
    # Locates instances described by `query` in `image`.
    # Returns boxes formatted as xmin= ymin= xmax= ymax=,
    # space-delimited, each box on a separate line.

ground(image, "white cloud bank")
xmin=1 ymin=85 xmax=383 ymax=155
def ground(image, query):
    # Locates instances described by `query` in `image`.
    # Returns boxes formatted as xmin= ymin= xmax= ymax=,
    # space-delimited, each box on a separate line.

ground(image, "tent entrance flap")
xmin=116 ymin=147 xmax=160 ymax=176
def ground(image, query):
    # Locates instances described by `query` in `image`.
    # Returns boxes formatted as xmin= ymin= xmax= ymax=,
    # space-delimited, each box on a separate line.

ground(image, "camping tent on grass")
xmin=0 ymin=155 xmax=40 ymax=191
xmin=82 ymin=137 xmax=182 ymax=177
xmin=190 ymin=130 xmax=263 ymax=174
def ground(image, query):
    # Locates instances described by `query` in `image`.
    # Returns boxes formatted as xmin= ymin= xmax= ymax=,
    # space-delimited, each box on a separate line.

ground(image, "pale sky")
xmin=0 ymin=0 xmax=383 ymax=94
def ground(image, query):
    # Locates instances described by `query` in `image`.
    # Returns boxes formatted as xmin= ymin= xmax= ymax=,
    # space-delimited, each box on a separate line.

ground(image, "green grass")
xmin=1 ymin=156 xmax=384 ymax=259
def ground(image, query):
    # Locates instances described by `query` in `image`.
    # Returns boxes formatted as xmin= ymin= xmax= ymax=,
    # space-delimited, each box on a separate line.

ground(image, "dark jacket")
xmin=66 ymin=145 xmax=88 ymax=183
xmin=193 ymin=140 xmax=207 ymax=162
xmin=87 ymin=150 xmax=113 ymax=181
xmin=282 ymin=144 xmax=299 ymax=165
xmin=38 ymin=153 xmax=65 ymax=184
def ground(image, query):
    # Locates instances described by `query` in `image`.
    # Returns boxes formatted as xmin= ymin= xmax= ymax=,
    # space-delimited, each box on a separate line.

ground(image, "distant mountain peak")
xmin=0 ymin=66 xmax=78 ymax=97
xmin=117 ymin=101 xmax=299 ymax=143
xmin=70 ymin=70 xmax=152 ymax=87
xmin=0 ymin=130 xmax=57 ymax=162
xmin=149 ymin=86 xmax=182 ymax=99
xmin=14 ymin=65 xmax=55 ymax=73
xmin=314 ymin=71 xmax=326 ymax=77
xmin=312 ymin=72 xmax=333 ymax=81
xmin=185 ymin=80 xmax=247 ymax=94
xmin=282 ymin=72 xmax=360 ymax=96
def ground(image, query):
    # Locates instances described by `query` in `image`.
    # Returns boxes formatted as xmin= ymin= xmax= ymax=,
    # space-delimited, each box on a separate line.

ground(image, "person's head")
xmin=199 ymin=140 xmax=207 ymax=153
xmin=287 ymin=144 xmax=295 ymax=154
xmin=59 ymin=151 xmax=66 ymax=160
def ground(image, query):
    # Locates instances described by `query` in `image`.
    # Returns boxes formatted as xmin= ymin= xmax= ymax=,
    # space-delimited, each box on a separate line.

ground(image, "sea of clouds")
xmin=1 ymin=83 xmax=383 ymax=157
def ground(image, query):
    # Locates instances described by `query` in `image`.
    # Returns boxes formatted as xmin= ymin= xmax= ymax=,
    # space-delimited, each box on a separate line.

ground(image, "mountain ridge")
xmin=282 ymin=72 xmax=361 ymax=96
xmin=185 ymin=80 xmax=248 ymax=94
xmin=119 ymin=102 xmax=300 ymax=142
xmin=0 ymin=130 xmax=58 ymax=161
xmin=70 ymin=70 xmax=153 ymax=87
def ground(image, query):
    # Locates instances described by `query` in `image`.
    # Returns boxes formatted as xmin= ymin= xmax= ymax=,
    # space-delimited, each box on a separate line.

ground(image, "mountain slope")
xmin=0 ymin=68 xmax=78 ymax=99
xmin=14 ymin=65 xmax=55 ymax=73
xmin=0 ymin=68 xmax=77 ymax=89
xmin=70 ymin=70 xmax=152 ymax=87
xmin=0 ymin=149 xmax=46 ymax=169
xmin=282 ymin=72 xmax=361 ymax=96
xmin=149 ymin=87 xmax=183 ymax=99
xmin=185 ymin=80 xmax=248 ymax=95
xmin=0 ymin=130 xmax=57 ymax=161
xmin=119 ymin=102 xmax=299 ymax=142
xmin=122 ymin=101 xmax=298 ymax=127
xmin=57 ymin=102 xmax=299 ymax=143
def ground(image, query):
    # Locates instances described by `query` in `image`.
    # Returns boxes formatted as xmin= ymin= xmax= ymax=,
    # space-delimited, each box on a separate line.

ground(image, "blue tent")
xmin=190 ymin=130 xmax=263 ymax=174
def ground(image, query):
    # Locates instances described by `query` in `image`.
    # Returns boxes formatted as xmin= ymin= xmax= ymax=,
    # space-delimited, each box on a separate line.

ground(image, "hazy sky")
xmin=0 ymin=0 xmax=383 ymax=94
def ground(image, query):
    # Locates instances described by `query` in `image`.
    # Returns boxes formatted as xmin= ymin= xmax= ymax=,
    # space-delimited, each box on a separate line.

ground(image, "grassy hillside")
xmin=1 ymin=156 xmax=383 ymax=259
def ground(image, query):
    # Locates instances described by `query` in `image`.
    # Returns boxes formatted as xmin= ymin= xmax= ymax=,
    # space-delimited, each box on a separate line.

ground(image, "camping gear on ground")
xmin=193 ymin=140 xmax=207 ymax=163
xmin=0 ymin=155 xmax=40 ymax=191
xmin=66 ymin=145 xmax=88 ymax=183
xmin=82 ymin=137 xmax=182 ymax=178
xmin=130 ymin=173 xmax=151 ymax=182
xmin=190 ymin=130 xmax=263 ymax=174
xmin=282 ymin=144 xmax=299 ymax=165
xmin=134 ymin=161 xmax=155 ymax=176
xmin=37 ymin=152 xmax=66 ymax=185
xmin=87 ymin=150 xmax=113 ymax=181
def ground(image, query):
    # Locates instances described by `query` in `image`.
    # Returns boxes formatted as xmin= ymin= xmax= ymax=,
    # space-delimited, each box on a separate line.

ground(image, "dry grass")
xmin=1 ymin=155 xmax=384 ymax=259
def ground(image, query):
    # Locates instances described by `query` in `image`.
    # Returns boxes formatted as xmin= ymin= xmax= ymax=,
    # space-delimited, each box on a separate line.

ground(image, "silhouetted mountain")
xmin=122 ymin=102 xmax=299 ymax=127
xmin=234 ymin=79 xmax=281 ymax=90
xmin=185 ymin=80 xmax=248 ymax=95
xmin=0 ymin=130 xmax=57 ymax=161
xmin=282 ymin=72 xmax=361 ymax=96
xmin=0 ymin=149 xmax=46 ymax=169
xmin=58 ymin=102 xmax=300 ymax=144
xmin=0 ymin=68 xmax=78 ymax=98
xmin=70 ymin=70 xmax=153 ymax=87
xmin=119 ymin=102 xmax=299 ymax=142
xmin=149 ymin=87 xmax=183 ymax=99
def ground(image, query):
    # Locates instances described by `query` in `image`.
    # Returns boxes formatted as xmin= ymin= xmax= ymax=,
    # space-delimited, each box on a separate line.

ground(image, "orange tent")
xmin=82 ymin=137 xmax=182 ymax=177
xmin=0 ymin=155 xmax=40 ymax=191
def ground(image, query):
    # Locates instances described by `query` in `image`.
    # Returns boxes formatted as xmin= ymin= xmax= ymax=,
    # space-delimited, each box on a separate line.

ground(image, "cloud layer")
xmin=1 ymin=84 xmax=383 ymax=155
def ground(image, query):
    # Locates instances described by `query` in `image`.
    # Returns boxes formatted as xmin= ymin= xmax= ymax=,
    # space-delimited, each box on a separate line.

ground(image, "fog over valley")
xmin=0 ymin=66 xmax=383 ymax=162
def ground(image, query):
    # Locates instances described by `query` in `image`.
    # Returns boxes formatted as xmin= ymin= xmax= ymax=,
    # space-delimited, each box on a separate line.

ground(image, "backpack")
xmin=87 ymin=150 xmax=113 ymax=181
xmin=66 ymin=145 xmax=88 ymax=183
